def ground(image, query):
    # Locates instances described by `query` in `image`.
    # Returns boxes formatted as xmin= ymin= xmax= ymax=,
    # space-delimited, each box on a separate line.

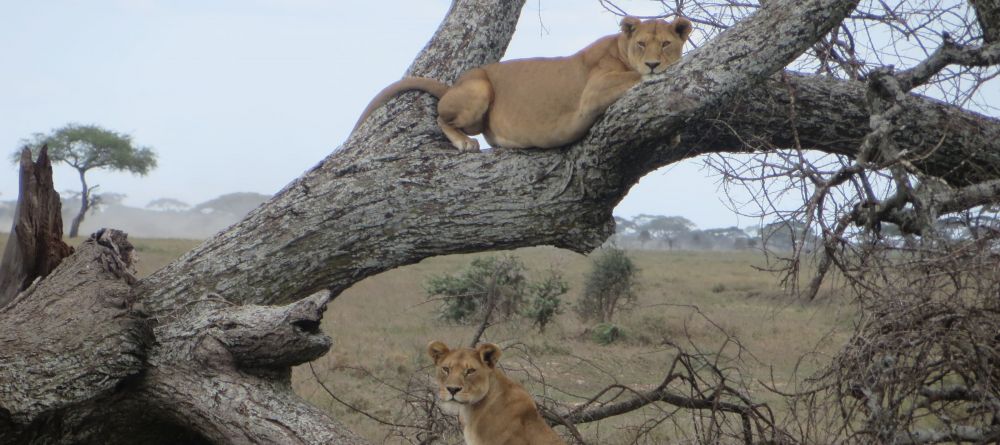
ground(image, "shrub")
xmin=576 ymin=247 xmax=639 ymax=323
xmin=422 ymin=256 xmax=519 ymax=323
xmin=591 ymin=323 xmax=624 ymax=345
xmin=426 ymin=256 xmax=569 ymax=331
xmin=523 ymin=269 xmax=569 ymax=332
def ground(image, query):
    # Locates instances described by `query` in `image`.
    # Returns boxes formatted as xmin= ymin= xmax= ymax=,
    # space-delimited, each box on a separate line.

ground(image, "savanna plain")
xmin=0 ymin=234 xmax=855 ymax=444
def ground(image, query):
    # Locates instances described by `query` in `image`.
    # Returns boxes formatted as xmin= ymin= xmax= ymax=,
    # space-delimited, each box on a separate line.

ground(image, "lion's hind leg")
xmin=436 ymin=68 xmax=492 ymax=152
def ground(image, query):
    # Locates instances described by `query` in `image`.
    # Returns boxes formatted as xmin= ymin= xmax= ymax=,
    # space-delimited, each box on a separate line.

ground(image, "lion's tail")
xmin=352 ymin=77 xmax=451 ymax=133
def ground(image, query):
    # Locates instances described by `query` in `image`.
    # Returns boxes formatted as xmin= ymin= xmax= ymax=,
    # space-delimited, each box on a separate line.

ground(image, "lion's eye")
xmin=662 ymin=41 xmax=671 ymax=48
xmin=465 ymin=368 xmax=476 ymax=375
xmin=636 ymin=41 xmax=646 ymax=49
xmin=442 ymin=367 xmax=450 ymax=374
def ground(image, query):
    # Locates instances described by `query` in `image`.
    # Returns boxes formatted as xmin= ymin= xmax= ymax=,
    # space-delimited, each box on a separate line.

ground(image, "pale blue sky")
xmin=1 ymin=1 xmax=994 ymax=230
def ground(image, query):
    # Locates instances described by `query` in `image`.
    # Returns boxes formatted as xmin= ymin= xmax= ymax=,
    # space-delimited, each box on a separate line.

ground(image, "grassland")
xmin=0 ymin=233 xmax=855 ymax=443
xmin=291 ymin=248 xmax=855 ymax=444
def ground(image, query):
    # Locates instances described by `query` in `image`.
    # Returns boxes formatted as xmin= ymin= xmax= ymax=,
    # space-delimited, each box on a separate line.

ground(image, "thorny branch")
xmin=701 ymin=2 xmax=1000 ymax=443
xmin=311 ymin=308 xmax=779 ymax=445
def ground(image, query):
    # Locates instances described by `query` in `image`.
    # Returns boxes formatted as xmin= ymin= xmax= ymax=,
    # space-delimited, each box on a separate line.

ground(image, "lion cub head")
xmin=427 ymin=341 xmax=501 ymax=406
xmin=619 ymin=16 xmax=693 ymax=75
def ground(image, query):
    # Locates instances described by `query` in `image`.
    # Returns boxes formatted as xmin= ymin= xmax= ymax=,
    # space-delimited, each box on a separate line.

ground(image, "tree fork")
xmin=136 ymin=0 xmax=867 ymax=313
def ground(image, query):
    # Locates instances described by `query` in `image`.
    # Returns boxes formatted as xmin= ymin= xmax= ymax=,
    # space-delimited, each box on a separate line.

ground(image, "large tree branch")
xmin=973 ymin=0 xmax=1000 ymax=43
xmin=675 ymin=72 xmax=1000 ymax=186
xmin=138 ymin=0 xmax=1000 ymax=313
xmin=136 ymin=0 xmax=861 ymax=314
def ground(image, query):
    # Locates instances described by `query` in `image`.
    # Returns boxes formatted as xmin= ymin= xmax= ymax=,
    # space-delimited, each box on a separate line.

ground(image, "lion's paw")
xmin=455 ymin=138 xmax=480 ymax=152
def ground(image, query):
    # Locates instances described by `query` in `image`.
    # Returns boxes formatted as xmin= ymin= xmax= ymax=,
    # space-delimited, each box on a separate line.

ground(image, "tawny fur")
xmin=428 ymin=341 xmax=566 ymax=445
xmin=355 ymin=16 xmax=692 ymax=151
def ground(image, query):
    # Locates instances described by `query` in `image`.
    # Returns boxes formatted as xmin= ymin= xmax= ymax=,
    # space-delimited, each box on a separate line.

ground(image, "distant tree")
xmin=760 ymin=220 xmax=813 ymax=251
xmin=577 ymin=247 xmax=639 ymax=323
xmin=194 ymin=192 xmax=270 ymax=216
xmin=147 ymin=198 xmax=190 ymax=212
xmin=16 ymin=124 xmax=157 ymax=237
xmin=638 ymin=229 xmax=652 ymax=248
xmin=637 ymin=215 xmax=696 ymax=249
xmin=89 ymin=192 xmax=127 ymax=212
xmin=703 ymin=226 xmax=750 ymax=250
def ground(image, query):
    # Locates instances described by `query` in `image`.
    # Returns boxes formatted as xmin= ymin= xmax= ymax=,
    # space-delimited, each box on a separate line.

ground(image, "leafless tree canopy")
xmin=1 ymin=0 xmax=999 ymax=444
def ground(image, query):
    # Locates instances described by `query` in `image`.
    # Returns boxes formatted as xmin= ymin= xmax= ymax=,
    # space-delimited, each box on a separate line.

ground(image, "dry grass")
xmin=0 ymin=232 xmax=854 ymax=443
xmin=291 ymin=247 xmax=855 ymax=444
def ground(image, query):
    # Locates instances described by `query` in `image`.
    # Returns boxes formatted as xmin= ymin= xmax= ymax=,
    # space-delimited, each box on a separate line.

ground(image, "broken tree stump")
xmin=0 ymin=145 xmax=73 ymax=307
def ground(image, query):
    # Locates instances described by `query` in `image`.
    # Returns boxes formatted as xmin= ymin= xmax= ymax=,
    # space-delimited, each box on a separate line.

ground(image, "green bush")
xmin=425 ymin=256 xmax=526 ymax=324
xmin=577 ymin=247 xmax=639 ymax=323
xmin=426 ymin=256 xmax=568 ymax=332
xmin=591 ymin=323 xmax=624 ymax=345
xmin=523 ymin=269 xmax=569 ymax=332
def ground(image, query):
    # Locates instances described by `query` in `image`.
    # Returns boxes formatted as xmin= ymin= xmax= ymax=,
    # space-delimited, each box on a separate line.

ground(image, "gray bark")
xmin=973 ymin=0 xmax=1000 ymax=43
xmin=1 ymin=231 xmax=366 ymax=444
xmin=3 ymin=0 xmax=1000 ymax=443
xmin=0 ymin=146 xmax=73 ymax=307
xmin=136 ymin=0 xmax=864 ymax=313
xmin=0 ymin=229 xmax=148 ymax=440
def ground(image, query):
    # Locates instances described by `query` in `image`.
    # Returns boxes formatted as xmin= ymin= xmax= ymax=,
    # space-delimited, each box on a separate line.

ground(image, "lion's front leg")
xmin=553 ymin=70 xmax=642 ymax=142
xmin=579 ymin=70 xmax=642 ymax=118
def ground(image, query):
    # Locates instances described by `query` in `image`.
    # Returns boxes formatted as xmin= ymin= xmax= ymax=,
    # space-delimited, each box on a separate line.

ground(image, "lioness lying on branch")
xmin=428 ymin=341 xmax=565 ymax=445
xmin=356 ymin=16 xmax=692 ymax=150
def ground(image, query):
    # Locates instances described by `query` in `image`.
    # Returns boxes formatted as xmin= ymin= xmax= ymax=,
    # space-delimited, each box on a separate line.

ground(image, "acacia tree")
xmin=1 ymin=0 xmax=999 ymax=444
xmin=637 ymin=215 xmax=696 ymax=249
xmin=18 ymin=123 xmax=157 ymax=237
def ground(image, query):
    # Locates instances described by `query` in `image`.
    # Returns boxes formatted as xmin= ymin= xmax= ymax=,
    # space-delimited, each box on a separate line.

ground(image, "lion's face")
xmin=620 ymin=16 xmax=693 ymax=75
xmin=427 ymin=341 xmax=501 ymax=406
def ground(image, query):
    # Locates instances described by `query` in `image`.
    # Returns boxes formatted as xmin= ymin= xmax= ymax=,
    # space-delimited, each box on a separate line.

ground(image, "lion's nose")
xmin=447 ymin=386 xmax=461 ymax=396
xmin=645 ymin=61 xmax=661 ymax=70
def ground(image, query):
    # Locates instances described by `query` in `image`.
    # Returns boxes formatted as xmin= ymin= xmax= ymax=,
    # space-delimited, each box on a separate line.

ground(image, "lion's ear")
xmin=620 ymin=16 xmax=641 ymax=36
xmin=428 ymin=341 xmax=450 ymax=365
xmin=476 ymin=343 xmax=502 ymax=368
xmin=672 ymin=17 xmax=693 ymax=41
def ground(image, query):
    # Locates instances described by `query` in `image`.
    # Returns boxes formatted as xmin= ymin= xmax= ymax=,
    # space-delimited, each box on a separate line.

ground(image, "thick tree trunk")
xmin=0 ymin=146 xmax=73 ymax=308
xmin=0 ymin=229 xmax=148 ymax=441
xmin=2 ymin=0 xmax=1000 ymax=443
